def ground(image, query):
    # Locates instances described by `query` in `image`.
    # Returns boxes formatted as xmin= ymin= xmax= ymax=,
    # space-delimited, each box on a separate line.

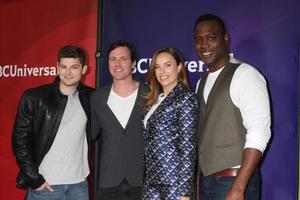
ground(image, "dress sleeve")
xmin=177 ymin=93 xmax=199 ymax=197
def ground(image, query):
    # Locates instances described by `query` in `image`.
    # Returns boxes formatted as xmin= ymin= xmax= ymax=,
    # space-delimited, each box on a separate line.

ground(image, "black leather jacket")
xmin=12 ymin=77 xmax=93 ymax=189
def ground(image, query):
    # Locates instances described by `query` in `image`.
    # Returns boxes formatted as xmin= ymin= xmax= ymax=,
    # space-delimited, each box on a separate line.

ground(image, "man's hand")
xmin=224 ymin=148 xmax=262 ymax=200
xmin=35 ymin=182 xmax=54 ymax=192
xmin=225 ymin=187 xmax=244 ymax=200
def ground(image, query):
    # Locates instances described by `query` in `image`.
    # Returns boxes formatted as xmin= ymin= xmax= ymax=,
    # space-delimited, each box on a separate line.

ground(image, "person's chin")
xmin=200 ymin=57 xmax=212 ymax=65
xmin=63 ymin=80 xmax=78 ymax=86
xmin=158 ymin=79 xmax=168 ymax=86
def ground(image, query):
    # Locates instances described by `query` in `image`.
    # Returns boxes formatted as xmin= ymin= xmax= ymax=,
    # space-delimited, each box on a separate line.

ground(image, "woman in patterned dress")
xmin=142 ymin=47 xmax=199 ymax=200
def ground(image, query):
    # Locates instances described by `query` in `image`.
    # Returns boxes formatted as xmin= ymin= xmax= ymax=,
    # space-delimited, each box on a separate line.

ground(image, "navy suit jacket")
xmin=143 ymin=83 xmax=199 ymax=197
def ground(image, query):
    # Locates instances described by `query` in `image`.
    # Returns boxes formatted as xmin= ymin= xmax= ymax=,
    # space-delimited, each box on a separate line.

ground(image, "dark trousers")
xmin=199 ymin=169 xmax=261 ymax=200
xmin=96 ymin=179 xmax=142 ymax=200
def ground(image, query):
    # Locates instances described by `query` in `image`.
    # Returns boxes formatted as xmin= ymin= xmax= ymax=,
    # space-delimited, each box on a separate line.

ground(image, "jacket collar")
xmin=145 ymin=82 xmax=186 ymax=122
xmin=162 ymin=81 xmax=185 ymax=101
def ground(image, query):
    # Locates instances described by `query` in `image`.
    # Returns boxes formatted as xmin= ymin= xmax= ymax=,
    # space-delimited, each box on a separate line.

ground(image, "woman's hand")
xmin=180 ymin=197 xmax=190 ymax=200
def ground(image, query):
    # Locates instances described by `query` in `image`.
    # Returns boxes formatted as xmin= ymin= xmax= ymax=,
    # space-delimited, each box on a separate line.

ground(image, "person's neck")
xmin=112 ymin=78 xmax=138 ymax=97
xmin=59 ymin=83 xmax=78 ymax=96
xmin=208 ymin=55 xmax=230 ymax=72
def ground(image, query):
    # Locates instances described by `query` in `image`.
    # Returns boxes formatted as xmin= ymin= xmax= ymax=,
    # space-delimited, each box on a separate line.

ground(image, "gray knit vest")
xmin=197 ymin=62 xmax=246 ymax=176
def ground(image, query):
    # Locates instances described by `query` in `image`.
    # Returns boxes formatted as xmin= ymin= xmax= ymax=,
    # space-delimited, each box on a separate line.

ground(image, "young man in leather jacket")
xmin=12 ymin=45 xmax=93 ymax=200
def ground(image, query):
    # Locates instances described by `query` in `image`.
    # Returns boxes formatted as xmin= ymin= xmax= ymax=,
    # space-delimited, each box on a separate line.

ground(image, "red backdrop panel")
xmin=0 ymin=0 xmax=97 ymax=199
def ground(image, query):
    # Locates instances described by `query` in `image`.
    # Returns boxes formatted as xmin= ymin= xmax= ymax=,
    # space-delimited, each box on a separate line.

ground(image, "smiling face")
xmin=154 ymin=52 xmax=181 ymax=95
xmin=57 ymin=57 xmax=87 ymax=91
xmin=108 ymin=46 xmax=134 ymax=81
xmin=194 ymin=20 xmax=229 ymax=72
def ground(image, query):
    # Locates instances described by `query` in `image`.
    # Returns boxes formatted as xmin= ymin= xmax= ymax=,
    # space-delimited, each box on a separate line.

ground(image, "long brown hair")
xmin=142 ymin=47 xmax=190 ymax=110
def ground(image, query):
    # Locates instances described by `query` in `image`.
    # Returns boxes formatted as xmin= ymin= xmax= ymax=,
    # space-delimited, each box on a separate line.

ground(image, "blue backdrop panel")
xmin=100 ymin=0 xmax=299 ymax=199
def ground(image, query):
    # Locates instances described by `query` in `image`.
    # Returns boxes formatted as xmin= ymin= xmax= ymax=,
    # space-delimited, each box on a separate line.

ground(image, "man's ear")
xmin=132 ymin=61 xmax=136 ymax=71
xmin=82 ymin=65 xmax=88 ymax=74
xmin=224 ymin=33 xmax=229 ymax=45
xmin=56 ymin=62 xmax=60 ymax=74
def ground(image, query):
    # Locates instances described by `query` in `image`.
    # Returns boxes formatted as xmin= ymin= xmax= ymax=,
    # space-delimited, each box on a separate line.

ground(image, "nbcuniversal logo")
xmin=0 ymin=60 xmax=205 ymax=78
xmin=133 ymin=58 xmax=207 ymax=74
xmin=133 ymin=54 xmax=234 ymax=74
xmin=0 ymin=64 xmax=57 ymax=78
xmin=0 ymin=54 xmax=234 ymax=78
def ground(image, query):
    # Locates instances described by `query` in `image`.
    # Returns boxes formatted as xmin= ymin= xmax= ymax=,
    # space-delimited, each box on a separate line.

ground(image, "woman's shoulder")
xmin=175 ymin=88 xmax=198 ymax=106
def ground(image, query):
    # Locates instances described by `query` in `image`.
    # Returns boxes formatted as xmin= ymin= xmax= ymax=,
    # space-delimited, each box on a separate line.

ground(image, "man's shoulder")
xmin=230 ymin=57 xmax=256 ymax=69
xmin=80 ymin=84 xmax=95 ymax=94
xmin=235 ymin=63 xmax=263 ymax=79
xmin=137 ymin=80 xmax=149 ymax=94
xmin=23 ymin=83 xmax=53 ymax=97
xmin=231 ymin=59 xmax=267 ymax=87
xmin=230 ymin=57 xmax=262 ymax=76
xmin=91 ymin=84 xmax=111 ymax=98
xmin=176 ymin=85 xmax=198 ymax=102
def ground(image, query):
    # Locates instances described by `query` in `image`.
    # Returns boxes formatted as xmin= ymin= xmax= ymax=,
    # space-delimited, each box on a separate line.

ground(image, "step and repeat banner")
xmin=0 ymin=0 xmax=97 ymax=199
xmin=100 ymin=0 xmax=299 ymax=199
xmin=0 ymin=0 xmax=299 ymax=199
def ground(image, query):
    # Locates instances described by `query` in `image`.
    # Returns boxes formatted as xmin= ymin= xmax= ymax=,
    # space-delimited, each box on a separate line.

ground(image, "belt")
xmin=216 ymin=168 xmax=239 ymax=177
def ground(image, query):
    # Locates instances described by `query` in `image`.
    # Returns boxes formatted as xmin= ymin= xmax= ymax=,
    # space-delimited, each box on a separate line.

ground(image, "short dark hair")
xmin=57 ymin=45 xmax=86 ymax=66
xmin=108 ymin=40 xmax=137 ymax=62
xmin=194 ymin=14 xmax=227 ymax=35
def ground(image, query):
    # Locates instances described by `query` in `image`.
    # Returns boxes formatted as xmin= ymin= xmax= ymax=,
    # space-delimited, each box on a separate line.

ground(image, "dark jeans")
xmin=199 ymin=169 xmax=261 ymax=200
xmin=26 ymin=179 xmax=88 ymax=200
xmin=96 ymin=179 xmax=142 ymax=200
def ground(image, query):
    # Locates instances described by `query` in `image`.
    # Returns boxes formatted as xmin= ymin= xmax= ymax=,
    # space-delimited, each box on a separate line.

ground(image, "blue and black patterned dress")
xmin=143 ymin=83 xmax=199 ymax=200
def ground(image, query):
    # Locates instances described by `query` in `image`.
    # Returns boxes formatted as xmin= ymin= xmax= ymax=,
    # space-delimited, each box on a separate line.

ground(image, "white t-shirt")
xmin=107 ymin=88 xmax=138 ymax=129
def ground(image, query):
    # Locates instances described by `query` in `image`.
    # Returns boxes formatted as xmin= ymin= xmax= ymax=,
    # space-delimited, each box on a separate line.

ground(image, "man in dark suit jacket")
xmin=91 ymin=40 xmax=146 ymax=200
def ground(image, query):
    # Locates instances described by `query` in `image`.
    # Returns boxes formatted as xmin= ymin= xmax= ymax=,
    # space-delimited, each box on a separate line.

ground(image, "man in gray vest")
xmin=194 ymin=14 xmax=271 ymax=200
xmin=91 ymin=40 xmax=147 ymax=199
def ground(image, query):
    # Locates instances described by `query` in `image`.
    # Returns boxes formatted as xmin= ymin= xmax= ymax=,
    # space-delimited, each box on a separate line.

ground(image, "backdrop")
xmin=99 ymin=0 xmax=299 ymax=199
xmin=0 ymin=0 xmax=298 ymax=199
xmin=0 ymin=0 xmax=97 ymax=199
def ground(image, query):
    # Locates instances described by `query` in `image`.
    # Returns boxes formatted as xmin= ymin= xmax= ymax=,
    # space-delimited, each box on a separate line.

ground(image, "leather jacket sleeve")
xmin=12 ymin=91 xmax=45 ymax=189
xmin=90 ymin=90 xmax=103 ymax=141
